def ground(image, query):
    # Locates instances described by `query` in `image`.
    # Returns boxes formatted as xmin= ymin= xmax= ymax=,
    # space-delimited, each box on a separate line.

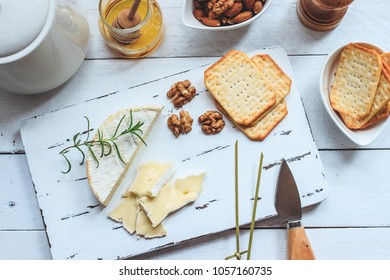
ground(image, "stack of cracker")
xmin=330 ymin=43 xmax=390 ymax=130
xmin=204 ymin=50 xmax=292 ymax=141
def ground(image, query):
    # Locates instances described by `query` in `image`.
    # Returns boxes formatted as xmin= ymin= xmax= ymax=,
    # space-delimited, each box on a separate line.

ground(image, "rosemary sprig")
xmin=59 ymin=110 xmax=146 ymax=174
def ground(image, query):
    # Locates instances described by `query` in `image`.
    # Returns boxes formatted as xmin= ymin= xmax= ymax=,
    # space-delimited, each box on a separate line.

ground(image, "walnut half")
xmin=167 ymin=80 xmax=196 ymax=108
xmin=198 ymin=110 xmax=225 ymax=135
xmin=167 ymin=110 xmax=193 ymax=138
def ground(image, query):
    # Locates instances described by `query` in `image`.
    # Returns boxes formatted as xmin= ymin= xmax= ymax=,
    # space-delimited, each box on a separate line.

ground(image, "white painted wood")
xmin=135 ymin=228 xmax=390 ymax=260
xmin=0 ymin=58 xmax=216 ymax=153
xmin=2 ymin=228 xmax=390 ymax=260
xmin=1 ymin=149 xmax=390 ymax=259
xmin=19 ymin=47 xmax=328 ymax=259
xmin=3 ymin=150 xmax=390 ymax=232
xmin=1 ymin=0 xmax=390 ymax=260
xmin=0 ymin=231 xmax=52 ymax=260
xmin=3 ymin=55 xmax=390 ymax=152
xmin=82 ymin=0 xmax=390 ymax=59
xmin=0 ymin=155 xmax=44 ymax=230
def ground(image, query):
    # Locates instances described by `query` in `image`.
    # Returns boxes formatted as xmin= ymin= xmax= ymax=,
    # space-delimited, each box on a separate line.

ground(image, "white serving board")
xmin=21 ymin=46 xmax=328 ymax=260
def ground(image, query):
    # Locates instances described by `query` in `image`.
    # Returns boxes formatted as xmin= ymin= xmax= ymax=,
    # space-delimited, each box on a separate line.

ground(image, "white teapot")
xmin=0 ymin=0 xmax=89 ymax=94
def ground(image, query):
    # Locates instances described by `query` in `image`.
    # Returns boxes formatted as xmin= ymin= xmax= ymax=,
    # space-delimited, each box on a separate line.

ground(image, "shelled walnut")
xmin=207 ymin=0 xmax=234 ymax=16
xmin=180 ymin=110 xmax=193 ymax=134
xmin=192 ymin=0 xmax=266 ymax=27
xmin=167 ymin=80 xmax=196 ymax=108
xmin=167 ymin=110 xmax=193 ymax=137
xmin=198 ymin=110 xmax=225 ymax=135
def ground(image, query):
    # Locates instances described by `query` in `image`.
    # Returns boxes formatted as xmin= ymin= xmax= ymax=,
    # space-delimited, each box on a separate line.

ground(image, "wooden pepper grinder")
xmin=297 ymin=0 xmax=354 ymax=31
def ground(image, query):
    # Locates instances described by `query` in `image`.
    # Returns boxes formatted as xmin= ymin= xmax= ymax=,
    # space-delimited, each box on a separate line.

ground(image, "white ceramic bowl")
xmin=319 ymin=42 xmax=387 ymax=146
xmin=182 ymin=0 xmax=273 ymax=31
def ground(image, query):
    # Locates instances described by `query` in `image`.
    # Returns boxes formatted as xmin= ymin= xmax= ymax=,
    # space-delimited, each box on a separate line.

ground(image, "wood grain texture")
xmin=83 ymin=0 xmax=390 ymax=59
xmin=0 ymin=155 xmax=44 ymax=230
xmin=1 ymin=0 xmax=390 ymax=260
xmin=1 ymin=149 xmax=390 ymax=260
xmin=2 ymin=228 xmax=390 ymax=260
xmin=2 ymin=150 xmax=389 ymax=231
xmin=2 ymin=56 xmax=390 ymax=153
xmin=0 ymin=0 xmax=389 ymax=152
xmin=288 ymin=227 xmax=316 ymax=260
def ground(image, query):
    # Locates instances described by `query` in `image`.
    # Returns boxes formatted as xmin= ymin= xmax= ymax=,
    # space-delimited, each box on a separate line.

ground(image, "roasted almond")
xmin=193 ymin=9 xmax=206 ymax=21
xmin=208 ymin=10 xmax=219 ymax=19
xmin=224 ymin=2 xmax=243 ymax=18
xmin=243 ymin=0 xmax=255 ymax=10
xmin=253 ymin=1 xmax=263 ymax=14
xmin=201 ymin=17 xmax=221 ymax=27
xmin=233 ymin=11 xmax=253 ymax=23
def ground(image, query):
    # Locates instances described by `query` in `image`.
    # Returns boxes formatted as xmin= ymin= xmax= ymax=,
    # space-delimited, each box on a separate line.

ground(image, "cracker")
xmin=329 ymin=43 xmax=382 ymax=120
xmin=340 ymin=66 xmax=390 ymax=129
xmin=381 ymin=53 xmax=390 ymax=69
xmin=204 ymin=50 xmax=276 ymax=126
xmin=215 ymin=99 xmax=288 ymax=141
xmin=361 ymin=101 xmax=390 ymax=129
xmin=251 ymin=54 xmax=292 ymax=103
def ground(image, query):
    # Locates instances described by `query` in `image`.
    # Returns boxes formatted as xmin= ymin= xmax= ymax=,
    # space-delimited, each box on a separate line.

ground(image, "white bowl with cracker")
xmin=182 ymin=0 xmax=273 ymax=31
xmin=320 ymin=42 xmax=389 ymax=146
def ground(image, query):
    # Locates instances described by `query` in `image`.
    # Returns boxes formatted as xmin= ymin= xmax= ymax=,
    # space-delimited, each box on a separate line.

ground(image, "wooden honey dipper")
xmin=112 ymin=0 xmax=142 ymax=29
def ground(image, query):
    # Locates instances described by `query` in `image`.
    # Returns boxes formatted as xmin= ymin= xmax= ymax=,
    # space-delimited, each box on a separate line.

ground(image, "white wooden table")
xmin=1 ymin=0 xmax=390 ymax=260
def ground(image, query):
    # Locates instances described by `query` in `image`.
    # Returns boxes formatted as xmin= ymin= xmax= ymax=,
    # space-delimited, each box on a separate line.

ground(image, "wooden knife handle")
xmin=288 ymin=226 xmax=316 ymax=260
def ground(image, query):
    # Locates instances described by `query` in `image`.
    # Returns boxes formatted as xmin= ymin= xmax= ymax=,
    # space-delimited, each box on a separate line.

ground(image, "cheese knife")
xmin=275 ymin=159 xmax=316 ymax=260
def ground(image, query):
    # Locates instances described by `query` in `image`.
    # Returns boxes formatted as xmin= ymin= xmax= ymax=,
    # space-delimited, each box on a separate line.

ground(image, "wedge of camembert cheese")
xmin=138 ymin=173 xmax=205 ymax=228
xmin=86 ymin=107 xmax=162 ymax=206
xmin=129 ymin=161 xmax=176 ymax=197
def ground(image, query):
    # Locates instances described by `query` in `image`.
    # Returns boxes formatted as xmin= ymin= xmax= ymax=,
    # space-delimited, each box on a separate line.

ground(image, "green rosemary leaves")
xmin=59 ymin=110 xmax=145 ymax=174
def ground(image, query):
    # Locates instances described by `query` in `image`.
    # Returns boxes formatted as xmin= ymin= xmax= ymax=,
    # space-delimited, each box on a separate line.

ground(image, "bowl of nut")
xmin=182 ymin=0 xmax=272 ymax=30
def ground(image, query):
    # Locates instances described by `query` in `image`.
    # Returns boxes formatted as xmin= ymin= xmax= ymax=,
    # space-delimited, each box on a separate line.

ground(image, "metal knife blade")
xmin=275 ymin=158 xmax=316 ymax=260
xmin=275 ymin=159 xmax=302 ymax=223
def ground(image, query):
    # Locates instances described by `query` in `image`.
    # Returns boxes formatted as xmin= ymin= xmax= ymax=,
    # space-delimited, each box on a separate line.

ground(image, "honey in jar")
xmin=98 ymin=0 xmax=164 ymax=58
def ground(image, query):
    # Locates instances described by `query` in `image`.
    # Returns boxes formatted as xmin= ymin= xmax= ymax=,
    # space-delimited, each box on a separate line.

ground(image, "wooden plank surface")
xmin=1 ymin=0 xmax=390 ymax=260
xmin=3 ymin=228 xmax=390 ymax=260
xmin=2 ymin=56 xmax=390 ymax=153
xmin=2 ymin=149 xmax=390 ymax=259
xmin=19 ymin=47 xmax=328 ymax=260
xmin=1 ymin=0 xmax=390 ymax=152
xmin=3 ymin=150 xmax=390 ymax=232
xmin=83 ymin=0 xmax=390 ymax=58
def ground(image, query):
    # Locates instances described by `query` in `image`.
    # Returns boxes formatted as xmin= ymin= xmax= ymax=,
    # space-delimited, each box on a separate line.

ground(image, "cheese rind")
xmin=138 ymin=173 xmax=205 ymax=228
xmin=86 ymin=106 xmax=162 ymax=206
xmin=108 ymin=192 xmax=138 ymax=234
xmin=129 ymin=161 xmax=176 ymax=197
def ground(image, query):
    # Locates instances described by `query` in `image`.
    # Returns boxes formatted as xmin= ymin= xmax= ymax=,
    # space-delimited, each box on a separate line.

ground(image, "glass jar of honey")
xmin=98 ymin=0 xmax=164 ymax=58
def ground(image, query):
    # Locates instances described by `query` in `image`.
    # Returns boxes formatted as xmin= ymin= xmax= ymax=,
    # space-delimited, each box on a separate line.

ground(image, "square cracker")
xmin=340 ymin=66 xmax=390 ymax=129
xmin=330 ymin=43 xmax=382 ymax=120
xmin=204 ymin=50 xmax=276 ymax=126
xmin=381 ymin=53 xmax=390 ymax=70
xmin=251 ymin=54 xmax=292 ymax=103
xmin=215 ymin=99 xmax=288 ymax=141
xmin=361 ymin=101 xmax=390 ymax=129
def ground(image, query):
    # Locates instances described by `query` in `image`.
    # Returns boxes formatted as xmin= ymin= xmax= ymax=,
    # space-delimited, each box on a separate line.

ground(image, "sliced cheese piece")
xmin=129 ymin=161 xmax=176 ymax=197
xmin=138 ymin=173 xmax=205 ymax=228
xmin=86 ymin=106 xmax=162 ymax=207
xmin=108 ymin=192 xmax=137 ymax=234
xmin=136 ymin=207 xmax=167 ymax=239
